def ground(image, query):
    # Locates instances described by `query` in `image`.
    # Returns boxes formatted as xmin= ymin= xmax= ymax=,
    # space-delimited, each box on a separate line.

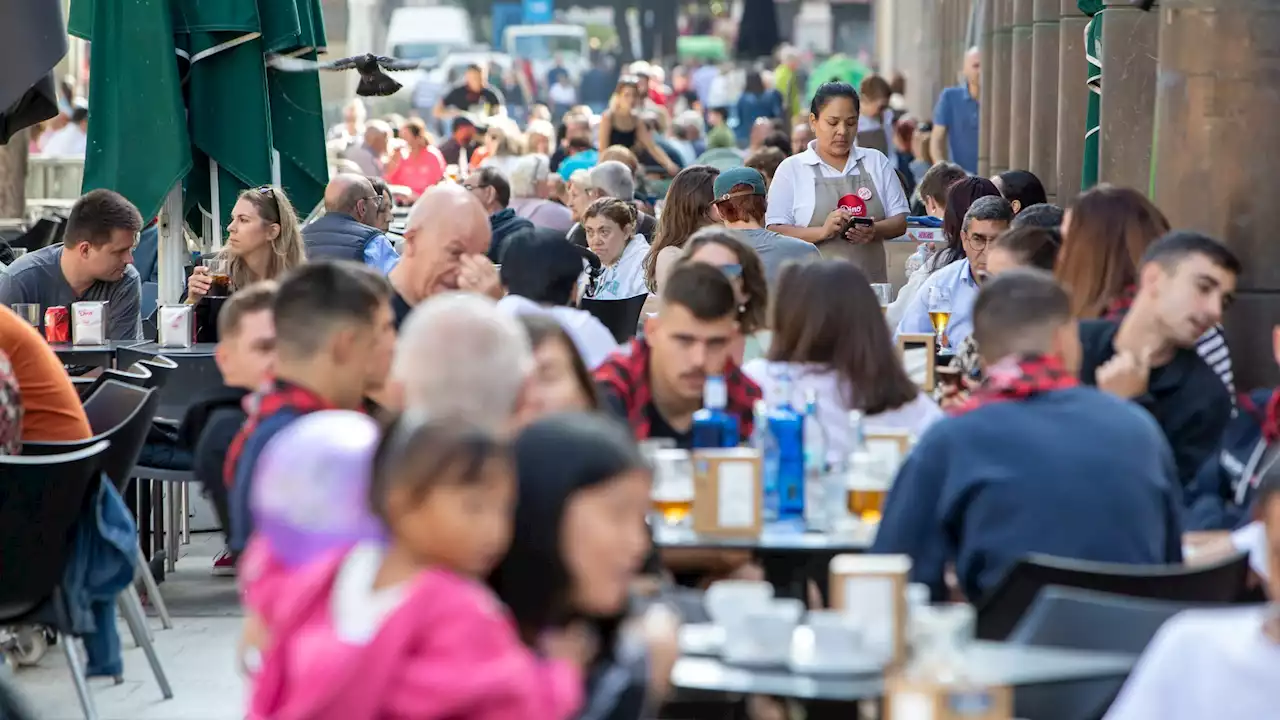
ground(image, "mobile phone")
xmin=842 ymin=216 xmax=876 ymax=235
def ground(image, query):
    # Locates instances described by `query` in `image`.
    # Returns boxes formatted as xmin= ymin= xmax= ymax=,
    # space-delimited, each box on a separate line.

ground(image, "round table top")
xmin=653 ymin=521 xmax=877 ymax=553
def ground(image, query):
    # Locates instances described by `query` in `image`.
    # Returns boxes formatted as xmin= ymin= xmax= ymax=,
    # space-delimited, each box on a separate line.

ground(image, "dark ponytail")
xmin=809 ymin=81 xmax=860 ymax=118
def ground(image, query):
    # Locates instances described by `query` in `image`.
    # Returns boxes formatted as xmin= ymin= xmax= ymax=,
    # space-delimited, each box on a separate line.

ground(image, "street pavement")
xmin=11 ymin=534 xmax=246 ymax=720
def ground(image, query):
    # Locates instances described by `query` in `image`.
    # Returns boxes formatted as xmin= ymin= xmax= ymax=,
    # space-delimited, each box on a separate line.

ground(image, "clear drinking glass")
xmin=650 ymin=449 xmax=694 ymax=526
xmin=871 ymin=283 xmax=893 ymax=310
xmin=11 ymin=303 xmax=40 ymax=327
xmin=926 ymin=285 xmax=953 ymax=351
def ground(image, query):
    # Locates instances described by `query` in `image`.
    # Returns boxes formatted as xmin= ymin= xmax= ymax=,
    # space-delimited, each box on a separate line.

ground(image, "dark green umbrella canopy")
xmin=69 ymin=0 xmax=327 ymax=231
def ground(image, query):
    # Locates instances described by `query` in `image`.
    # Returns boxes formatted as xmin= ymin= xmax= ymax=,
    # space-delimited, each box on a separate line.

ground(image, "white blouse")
xmin=579 ymin=234 xmax=651 ymax=301
xmin=765 ymin=142 xmax=911 ymax=229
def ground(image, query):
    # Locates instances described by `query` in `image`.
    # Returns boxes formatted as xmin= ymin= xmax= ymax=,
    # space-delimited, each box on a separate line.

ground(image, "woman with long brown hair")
xmin=679 ymin=227 xmax=771 ymax=364
xmin=1056 ymin=184 xmax=1234 ymax=392
xmin=745 ymin=259 xmax=942 ymax=458
xmin=644 ymin=164 xmax=719 ymax=293
xmin=187 ymin=185 xmax=306 ymax=303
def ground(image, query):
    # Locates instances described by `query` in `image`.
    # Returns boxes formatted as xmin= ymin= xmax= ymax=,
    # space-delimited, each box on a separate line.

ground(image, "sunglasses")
xmin=717 ymin=263 xmax=743 ymax=279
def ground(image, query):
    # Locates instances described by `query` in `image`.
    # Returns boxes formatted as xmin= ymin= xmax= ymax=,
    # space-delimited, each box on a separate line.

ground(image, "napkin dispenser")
xmin=884 ymin=678 xmax=1013 ymax=720
xmin=692 ymin=448 xmax=762 ymax=538
xmin=71 ymin=301 xmax=108 ymax=346
xmin=829 ymin=553 xmax=912 ymax=668
xmin=157 ymin=304 xmax=195 ymax=348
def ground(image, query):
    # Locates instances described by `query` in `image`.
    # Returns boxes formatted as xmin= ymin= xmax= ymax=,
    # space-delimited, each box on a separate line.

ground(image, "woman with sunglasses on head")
xmin=679 ymin=227 xmax=770 ymax=364
xmin=187 ymin=185 xmax=306 ymax=304
xmin=578 ymin=198 xmax=650 ymax=302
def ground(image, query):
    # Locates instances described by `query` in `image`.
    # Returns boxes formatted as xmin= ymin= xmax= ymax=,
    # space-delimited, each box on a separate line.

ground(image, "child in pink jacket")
xmin=244 ymin=412 xmax=590 ymax=720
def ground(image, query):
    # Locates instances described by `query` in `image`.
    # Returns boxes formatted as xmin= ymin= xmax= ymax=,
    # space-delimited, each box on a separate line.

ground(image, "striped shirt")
xmin=1196 ymin=326 xmax=1235 ymax=398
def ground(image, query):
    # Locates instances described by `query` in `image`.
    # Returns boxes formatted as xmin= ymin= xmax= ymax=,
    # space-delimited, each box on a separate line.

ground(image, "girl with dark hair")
xmin=246 ymin=414 xmax=591 ymax=719
xmin=645 ymin=165 xmax=720 ymax=293
xmin=516 ymin=314 xmax=604 ymax=417
xmin=764 ymin=81 xmax=911 ymax=284
xmin=993 ymin=169 xmax=1048 ymax=214
xmin=744 ymin=259 xmax=942 ymax=454
xmin=599 ymin=76 xmax=680 ymax=177
xmin=490 ymin=413 xmax=677 ymax=720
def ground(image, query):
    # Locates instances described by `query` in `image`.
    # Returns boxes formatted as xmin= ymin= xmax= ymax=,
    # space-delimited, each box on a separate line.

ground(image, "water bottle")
xmin=750 ymin=399 xmax=780 ymax=522
xmin=905 ymin=242 xmax=931 ymax=276
xmin=769 ymin=374 xmax=805 ymax=521
xmin=802 ymin=388 xmax=830 ymax=531
xmin=691 ymin=375 xmax=740 ymax=449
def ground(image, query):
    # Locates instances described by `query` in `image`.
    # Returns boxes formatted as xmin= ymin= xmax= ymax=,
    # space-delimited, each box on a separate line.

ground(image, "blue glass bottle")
xmin=769 ymin=373 xmax=805 ymax=521
xmin=751 ymin=399 xmax=780 ymax=522
xmin=691 ymin=375 xmax=740 ymax=449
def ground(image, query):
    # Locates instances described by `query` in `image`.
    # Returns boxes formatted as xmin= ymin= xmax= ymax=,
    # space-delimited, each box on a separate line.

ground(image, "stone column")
xmin=1098 ymin=1 xmax=1160 ymax=192
xmin=1029 ymin=0 xmax=1061 ymax=202
xmin=1152 ymin=0 xmax=1280 ymax=389
xmin=1055 ymin=0 xmax=1089 ymax=205
xmin=1008 ymin=0 xmax=1034 ymax=171
xmin=989 ymin=0 xmax=1013 ymax=175
xmin=978 ymin=0 xmax=995 ymax=177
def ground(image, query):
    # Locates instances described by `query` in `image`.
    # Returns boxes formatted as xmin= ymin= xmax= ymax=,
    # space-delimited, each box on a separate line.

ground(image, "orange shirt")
xmin=0 ymin=305 xmax=91 ymax=442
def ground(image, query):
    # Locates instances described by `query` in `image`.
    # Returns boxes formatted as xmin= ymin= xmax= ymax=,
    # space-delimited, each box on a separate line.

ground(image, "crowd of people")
xmin=1 ymin=41 xmax=1278 ymax=719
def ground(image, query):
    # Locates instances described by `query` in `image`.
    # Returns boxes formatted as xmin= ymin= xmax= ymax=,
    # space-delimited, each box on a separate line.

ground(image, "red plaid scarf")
xmin=1241 ymin=388 xmax=1280 ymax=444
xmin=223 ymin=379 xmax=336 ymax=488
xmin=1102 ymin=284 xmax=1138 ymax=321
xmin=950 ymin=354 xmax=1079 ymax=416
xmin=594 ymin=337 xmax=762 ymax=443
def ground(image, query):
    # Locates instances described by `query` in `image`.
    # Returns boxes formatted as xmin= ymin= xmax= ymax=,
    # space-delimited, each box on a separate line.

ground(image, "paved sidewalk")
xmin=11 ymin=534 xmax=247 ymax=720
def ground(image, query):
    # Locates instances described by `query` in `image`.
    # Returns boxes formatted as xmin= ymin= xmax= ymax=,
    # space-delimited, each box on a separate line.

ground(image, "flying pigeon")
xmin=267 ymin=53 xmax=433 ymax=97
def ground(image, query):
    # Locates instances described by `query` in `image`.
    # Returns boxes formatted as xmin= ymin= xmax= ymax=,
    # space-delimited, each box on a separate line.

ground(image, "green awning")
xmin=806 ymin=55 xmax=872 ymax=103
xmin=69 ymin=0 xmax=326 ymax=239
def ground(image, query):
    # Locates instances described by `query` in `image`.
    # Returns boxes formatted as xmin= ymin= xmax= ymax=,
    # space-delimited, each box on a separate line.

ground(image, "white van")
xmin=503 ymin=24 xmax=588 ymax=82
xmin=385 ymin=6 xmax=476 ymax=68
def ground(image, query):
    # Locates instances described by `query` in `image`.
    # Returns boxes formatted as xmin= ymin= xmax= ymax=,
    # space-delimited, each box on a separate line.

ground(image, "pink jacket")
xmin=246 ymin=549 xmax=584 ymax=720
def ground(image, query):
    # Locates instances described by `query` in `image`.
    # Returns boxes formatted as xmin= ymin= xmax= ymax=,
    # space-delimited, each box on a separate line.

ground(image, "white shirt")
xmin=548 ymin=82 xmax=577 ymax=106
xmin=497 ymin=294 xmax=619 ymax=369
xmin=765 ymin=141 xmax=910 ymax=229
xmin=579 ymin=234 xmax=650 ymax=301
xmin=1105 ymin=607 xmax=1280 ymax=720
xmin=39 ymin=125 xmax=87 ymax=157
xmin=331 ymin=542 xmax=409 ymax=645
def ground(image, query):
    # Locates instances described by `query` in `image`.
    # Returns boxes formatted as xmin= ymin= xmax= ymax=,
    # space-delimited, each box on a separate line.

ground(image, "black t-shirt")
xmin=1078 ymin=319 xmax=1232 ymax=490
xmin=441 ymin=83 xmax=505 ymax=115
xmin=600 ymin=386 xmax=692 ymax=449
xmin=438 ymin=137 xmax=478 ymax=167
xmin=391 ymin=289 xmax=413 ymax=331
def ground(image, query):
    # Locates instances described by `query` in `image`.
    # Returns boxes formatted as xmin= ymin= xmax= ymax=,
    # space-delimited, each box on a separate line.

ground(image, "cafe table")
xmin=653 ymin=521 xmax=877 ymax=602
xmin=49 ymin=340 xmax=135 ymax=368
xmin=672 ymin=623 xmax=1137 ymax=704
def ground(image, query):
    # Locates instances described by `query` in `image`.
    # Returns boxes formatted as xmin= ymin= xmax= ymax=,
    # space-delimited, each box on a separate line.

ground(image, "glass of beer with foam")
xmin=650 ymin=449 xmax=694 ymax=526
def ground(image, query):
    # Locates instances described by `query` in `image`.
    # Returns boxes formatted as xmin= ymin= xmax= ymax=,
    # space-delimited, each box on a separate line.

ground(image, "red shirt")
xmin=385 ymin=146 xmax=446 ymax=196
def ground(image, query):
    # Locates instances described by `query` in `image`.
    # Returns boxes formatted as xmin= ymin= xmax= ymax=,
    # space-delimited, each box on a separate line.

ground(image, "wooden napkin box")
xmin=829 ymin=554 xmax=912 ymax=668
xmin=691 ymin=448 xmax=762 ymax=538
xmin=897 ymin=333 xmax=937 ymax=391
xmin=885 ymin=677 xmax=1013 ymax=720
xmin=866 ymin=429 xmax=914 ymax=477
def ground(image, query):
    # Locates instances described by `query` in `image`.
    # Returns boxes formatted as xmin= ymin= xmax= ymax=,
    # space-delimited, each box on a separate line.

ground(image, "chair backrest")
xmin=975 ymin=552 xmax=1251 ymax=641
xmin=117 ymin=348 xmax=221 ymax=421
xmin=581 ymin=295 xmax=649 ymax=343
xmin=137 ymin=355 xmax=178 ymax=390
xmin=0 ymin=441 xmax=110 ymax=613
xmin=77 ymin=381 xmax=159 ymax=490
xmin=1008 ymin=585 xmax=1210 ymax=654
xmin=102 ymin=362 xmax=153 ymax=388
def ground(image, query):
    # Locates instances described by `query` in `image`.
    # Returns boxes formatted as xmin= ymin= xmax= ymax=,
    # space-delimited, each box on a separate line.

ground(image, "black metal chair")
xmin=581 ymin=294 xmax=649 ymax=343
xmin=71 ymin=363 xmax=153 ymax=401
xmin=0 ymin=442 xmax=110 ymax=719
xmin=975 ymin=551 xmax=1251 ymax=641
xmin=1007 ymin=586 xmax=1219 ymax=720
xmin=23 ymin=382 xmax=173 ymax=631
xmin=136 ymin=355 xmax=177 ymax=391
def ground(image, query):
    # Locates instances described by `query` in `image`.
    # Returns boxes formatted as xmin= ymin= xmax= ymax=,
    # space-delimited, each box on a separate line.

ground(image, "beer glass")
xmin=846 ymin=456 xmax=892 ymax=524
xmin=927 ymin=285 xmax=952 ymax=351
xmin=650 ymin=449 xmax=694 ymax=526
xmin=11 ymin=303 xmax=40 ymax=328
xmin=870 ymin=283 xmax=892 ymax=311
xmin=205 ymin=257 xmax=232 ymax=297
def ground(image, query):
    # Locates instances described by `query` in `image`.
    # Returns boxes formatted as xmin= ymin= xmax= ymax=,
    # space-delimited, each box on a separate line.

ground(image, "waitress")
xmin=764 ymin=82 xmax=910 ymax=283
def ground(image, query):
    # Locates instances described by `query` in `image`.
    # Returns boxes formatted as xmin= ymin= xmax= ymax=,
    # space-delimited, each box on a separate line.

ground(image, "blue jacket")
xmin=1187 ymin=388 xmax=1273 ymax=531
xmin=229 ymin=409 xmax=305 ymax=554
xmin=871 ymin=387 xmax=1184 ymax=602
xmin=47 ymin=479 xmax=137 ymax=677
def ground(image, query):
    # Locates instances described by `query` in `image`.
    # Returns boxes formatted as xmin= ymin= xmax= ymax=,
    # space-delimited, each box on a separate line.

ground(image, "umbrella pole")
xmin=158 ymin=186 xmax=186 ymax=305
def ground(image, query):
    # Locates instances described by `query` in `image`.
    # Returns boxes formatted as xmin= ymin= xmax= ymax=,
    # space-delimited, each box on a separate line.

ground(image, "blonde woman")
xmin=524 ymin=119 xmax=556 ymax=156
xmin=187 ymin=186 xmax=305 ymax=303
xmin=598 ymin=76 xmax=680 ymax=177
xmin=478 ymin=121 xmax=524 ymax=176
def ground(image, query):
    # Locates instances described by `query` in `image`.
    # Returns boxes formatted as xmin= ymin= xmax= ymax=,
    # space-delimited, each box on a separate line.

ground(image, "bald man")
xmin=302 ymin=173 xmax=401 ymax=272
xmin=386 ymin=184 xmax=501 ymax=328
xmin=931 ymin=46 xmax=981 ymax=174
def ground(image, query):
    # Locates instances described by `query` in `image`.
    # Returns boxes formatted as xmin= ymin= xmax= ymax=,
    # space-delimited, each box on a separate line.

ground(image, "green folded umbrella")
xmin=69 ymin=0 xmax=326 ymax=234
xmin=1080 ymin=0 xmax=1103 ymax=193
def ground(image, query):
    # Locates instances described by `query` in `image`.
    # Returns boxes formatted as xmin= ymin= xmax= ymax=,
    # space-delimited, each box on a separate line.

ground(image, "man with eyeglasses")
xmin=463 ymin=166 xmax=534 ymax=264
xmin=895 ymin=195 xmax=1014 ymax=348
xmin=302 ymin=174 xmax=401 ymax=273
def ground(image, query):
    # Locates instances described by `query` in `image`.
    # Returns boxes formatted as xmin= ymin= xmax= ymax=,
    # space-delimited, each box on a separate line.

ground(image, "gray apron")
xmin=805 ymin=158 xmax=889 ymax=282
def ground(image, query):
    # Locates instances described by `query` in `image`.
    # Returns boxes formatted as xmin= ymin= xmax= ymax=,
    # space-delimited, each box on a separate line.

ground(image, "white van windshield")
xmin=512 ymin=35 xmax=584 ymax=61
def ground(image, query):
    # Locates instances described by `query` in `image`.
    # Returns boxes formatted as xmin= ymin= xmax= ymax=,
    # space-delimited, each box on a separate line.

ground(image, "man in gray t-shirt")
xmin=0 ymin=189 xmax=145 ymax=340
xmin=710 ymin=167 xmax=820 ymax=289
